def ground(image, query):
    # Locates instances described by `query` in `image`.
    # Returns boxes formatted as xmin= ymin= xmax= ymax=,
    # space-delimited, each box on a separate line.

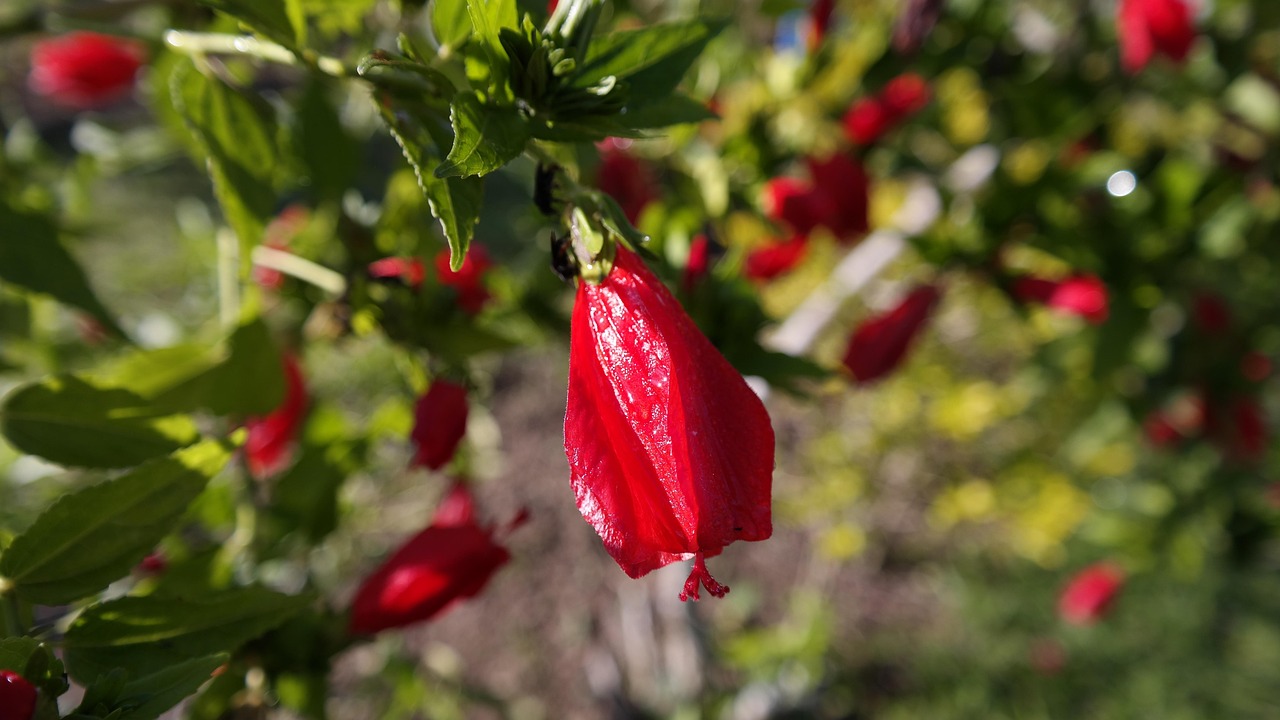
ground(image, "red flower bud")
xmin=842 ymin=284 xmax=941 ymax=384
xmin=597 ymin=138 xmax=658 ymax=224
xmin=29 ymin=32 xmax=143 ymax=110
xmin=565 ymin=247 xmax=774 ymax=600
xmin=137 ymin=551 xmax=168 ymax=576
xmin=434 ymin=247 xmax=492 ymax=315
xmin=1012 ymin=274 xmax=1109 ymax=324
xmin=805 ymin=153 xmax=870 ymax=241
xmin=745 ymin=237 xmax=808 ymax=282
xmin=0 ymin=670 xmax=37 ymax=720
xmin=411 ymin=380 xmax=469 ymax=471
xmin=348 ymin=485 xmax=511 ymax=634
xmin=1058 ymin=562 xmax=1124 ymax=625
xmin=842 ymin=98 xmax=893 ymax=146
xmin=244 ymin=354 xmax=308 ymax=479
xmin=368 ymin=257 xmax=427 ymax=288
xmin=1118 ymin=0 xmax=1195 ymax=74
xmin=880 ymin=73 xmax=931 ymax=118
xmin=682 ymin=234 xmax=712 ymax=292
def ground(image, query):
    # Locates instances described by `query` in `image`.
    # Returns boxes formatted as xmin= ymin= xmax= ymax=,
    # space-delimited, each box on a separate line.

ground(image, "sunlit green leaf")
xmin=435 ymin=93 xmax=530 ymax=179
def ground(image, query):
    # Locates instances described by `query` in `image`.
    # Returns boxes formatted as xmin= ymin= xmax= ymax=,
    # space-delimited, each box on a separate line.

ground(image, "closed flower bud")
xmin=1118 ymin=0 xmax=1195 ymax=74
xmin=565 ymin=247 xmax=774 ymax=601
xmin=411 ymin=380 xmax=469 ymax=471
xmin=682 ymin=234 xmax=712 ymax=292
xmin=29 ymin=32 xmax=143 ymax=110
xmin=842 ymin=97 xmax=893 ymax=146
xmin=348 ymin=484 xmax=511 ymax=634
xmin=842 ymin=284 xmax=941 ymax=384
xmin=1011 ymin=274 xmax=1109 ymax=324
xmin=245 ymin=354 xmax=308 ymax=479
xmin=1059 ymin=562 xmax=1124 ymax=625
xmin=0 ymin=670 xmax=37 ymax=720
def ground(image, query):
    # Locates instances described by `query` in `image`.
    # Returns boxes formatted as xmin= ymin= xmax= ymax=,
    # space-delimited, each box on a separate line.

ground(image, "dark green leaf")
xmin=196 ymin=0 xmax=298 ymax=47
xmin=0 ymin=441 xmax=232 ymax=604
xmin=296 ymin=79 xmax=359 ymax=203
xmin=108 ymin=654 xmax=228 ymax=720
xmin=268 ymin=442 xmax=354 ymax=544
xmin=435 ymin=93 xmax=530 ymax=179
xmin=0 ymin=376 xmax=200 ymax=469
xmin=465 ymin=0 xmax=518 ymax=95
xmin=574 ymin=19 xmax=724 ymax=92
xmin=618 ymin=92 xmax=716 ymax=130
xmin=63 ymin=587 xmax=313 ymax=683
xmin=0 ymin=637 xmax=40 ymax=673
xmin=0 ymin=201 xmax=124 ymax=337
xmin=432 ymin=0 xmax=472 ymax=49
xmin=173 ymin=61 xmax=281 ymax=270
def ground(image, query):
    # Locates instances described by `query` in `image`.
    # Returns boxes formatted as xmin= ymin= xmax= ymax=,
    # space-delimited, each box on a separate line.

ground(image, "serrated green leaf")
xmin=106 ymin=654 xmax=228 ymax=720
xmin=0 ymin=441 xmax=231 ymax=605
xmin=465 ymin=0 xmax=517 ymax=95
xmin=379 ymin=104 xmax=485 ymax=270
xmin=574 ymin=19 xmax=724 ymax=97
xmin=173 ymin=61 xmax=280 ymax=271
xmin=0 ymin=376 xmax=200 ymax=469
xmin=435 ymin=93 xmax=529 ymax=179
xmin=432 ymin=0 xmax=472 ymax=49
xmin=196 ymin=0 xmax=298 ymax=47
xmin=0 ymin=201 xmax=124 ymax=337
xmin=63 ymin=587 xmax=313 ymax=683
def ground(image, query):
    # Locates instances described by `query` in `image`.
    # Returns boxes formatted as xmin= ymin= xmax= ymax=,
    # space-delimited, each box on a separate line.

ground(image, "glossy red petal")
xmin=565 ymin=248 xmax=774 ymax=583
xmin=0 ymin=670 xmax=38 ymax=720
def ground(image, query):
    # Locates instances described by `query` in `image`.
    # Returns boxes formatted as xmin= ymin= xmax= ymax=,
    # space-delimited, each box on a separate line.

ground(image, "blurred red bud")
xmin=1059 ymin=562 xmax=1125 ymax=625
xmin=434 ymin=246 xmax=492 ymax=315
xmin=244 ymin=354 xmax=308 ymax=479
xmin=1012 ymin=274 xmax=1109 ymax=324
xmin=1118 ymin=0 xmax=1195 ymax=74
xmin=842 ymin=284 xmax=942 ymax=384
xmin=29 ymin=32 xmax=143 ymax=109
xmin=368 ymin=257 xmax=427 ymax=289
xmin=745 ymin=237 xmax=808 ymax=282
xmin=0 ymin=670 xmax=37 ymax=720
xmin=411 ymin=380 xmax=469 ymax=471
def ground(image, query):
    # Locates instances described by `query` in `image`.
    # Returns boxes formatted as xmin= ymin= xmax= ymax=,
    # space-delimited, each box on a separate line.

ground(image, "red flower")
xmin=880 ymin=73 xmax=931 ymax=118
xmin=682 ymin=234 xmax=712 ymax=292
xmin=565 ymin=247 xmax=774 ymax=601
xmin=434 ymin=247 xmax=492 ymax=315
xmin=842 ymin=97 xmax=893 ymax=146
xmin=806 ymin=153 xmax=870 ymax=241
xmin=1118 ymin=0 xmax=1195 ymax=74
xmin=137 ymin=551 xmax=168 ymax=576
xmin=761 ymin=177 xmax=832 ymax=237
xmin=842 ymin=284 xmax=941 ymax=384
xmin=347 ymin=484 xmax=511 ymax=634
xmin=1012 ymin=275 xmax=1109 ymax=324
xmin=368 ymin=257 xmax=427 ymax=289
xmin=0 ymin=670 xmax=37 ymax=720
xmin=411 ymin=380 xmax=469 ymax=471
xmin=29 ymin=32 xmax=143 ymax=109
xmin=745 ymin=237 xmax=808 ymax=282
xmin=1059 ymin=562 xmax=1125 ymax=625
xmin=597 ymin=138 xmax=658 ymax=224
xmin=807 ymin=0 xmax=836 ymax=50
xmin=244 ymin=354 xmax=308 ymax=479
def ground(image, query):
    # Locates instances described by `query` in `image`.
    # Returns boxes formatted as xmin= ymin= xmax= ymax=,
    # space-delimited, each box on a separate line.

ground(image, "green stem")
xmin=163 ymin=30 xmax=352 ymax=77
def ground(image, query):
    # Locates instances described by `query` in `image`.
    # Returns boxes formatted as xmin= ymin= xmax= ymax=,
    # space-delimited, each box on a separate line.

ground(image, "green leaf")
xmin=0 ymin=639 xmax=68 ymax=706
xmin=435 ymin=93 xmax=530 ymax=179
xmin=0 ymin=441 xmax=232 ymax=604
xmin=0 ymin=376 xmax=200 ymax=469
xmin=107 ymin=654 xmax=228 ymax=720
xmin=0 ymin=638 xmax=40 ymax=672
xmin=432 ymin=0 xmax=472 ymax=49
xmin=379 ymin=103 xmax=485 ymax=270
xmin=465 ymin=0 xmax=518 ymax=94
xmin=173 ymin=62 xmax=281 ymax=270
xmin=296 ymin=78 xmax=359 ymax=203
xmin=574 ymin=19 xmax=724 ymax=93
xmin=63 ymin=587 xmax=313 ymax=683
xmin=0 ymin=201 xmax=124 ymax=337
xmin=268 ymin=441 xmax=358 ymax=545
xmin=284 ymin=0 xmax=307 ymax=47
xmin=196 ymin=0 xmax=299 ymax=47
xmin=300 ymin=0 xmax=377 ymax=39
xmin=618 ymin=92 xmax=716 ymax=130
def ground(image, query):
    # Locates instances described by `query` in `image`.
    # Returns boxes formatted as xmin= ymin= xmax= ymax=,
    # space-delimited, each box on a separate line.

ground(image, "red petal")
xmin=29 ymin=32 xmax=144 ymax=109
xmin=565 ymin=248 xmax=774 ymax=580
xmin=244 ymin=354 xmax=308 ymax=478
xmin=842 ymin=284 xmax=941 ymax=383
xmin=411 ymin=381 xmax=469 ymax=471
xmin=0 ymin=670 xmax=38 ymax=720
xmin=1059 ymin=562 xmax=1125 ymax=625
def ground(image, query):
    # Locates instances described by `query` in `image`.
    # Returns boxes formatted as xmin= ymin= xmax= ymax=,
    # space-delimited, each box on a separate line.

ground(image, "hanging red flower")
xmin=244 ymin=354 xmax=308 ymax=479
xmin=1118 ymin=0 xmax=1195 ymax=74
xmin=565 ymin=247 xmax=775 ymax=601
xmin=1012 ymin=274 xmax=1109 ymax=324
xmin=0 ymin=670 xmax=37 ymax=720
xmin=29 ymin=32 xmax=144 ymax=109
xmin=842 ymin=284 xmax=941 ymax=384
xmin=434 ymin=247 xmax=492 ymax=315
xmin=347 ymin=483 xmax=512 ymax=634
xmin=1058 ymin=562 xmax=1125 ymax=625
xmin=411 ymin=380 xmax=469 ymax=471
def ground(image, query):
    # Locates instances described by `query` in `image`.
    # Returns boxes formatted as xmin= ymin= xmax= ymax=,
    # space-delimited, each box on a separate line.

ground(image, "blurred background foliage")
xmin=3 ymin=0 xmax=1280 ymax=717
